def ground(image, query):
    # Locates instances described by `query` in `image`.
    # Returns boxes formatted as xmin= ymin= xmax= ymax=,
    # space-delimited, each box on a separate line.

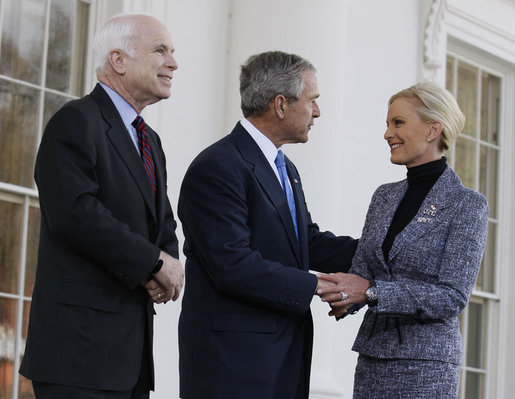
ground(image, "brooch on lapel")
xmin=417 ymin=204 xmax=437 ymax=223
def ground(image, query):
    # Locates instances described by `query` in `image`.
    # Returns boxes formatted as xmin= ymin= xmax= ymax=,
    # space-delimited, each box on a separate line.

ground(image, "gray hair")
xmin=93 ymin=13 xmax=142 ymax=76
xmin=239 ymin=51 xmax=316 ymax=118
xmin=389 ymin=81 xmax=465 ymax=151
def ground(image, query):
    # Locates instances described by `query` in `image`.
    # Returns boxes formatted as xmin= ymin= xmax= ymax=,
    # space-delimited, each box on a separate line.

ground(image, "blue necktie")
xmin=275 ymin=150 xmax=298 ymax=240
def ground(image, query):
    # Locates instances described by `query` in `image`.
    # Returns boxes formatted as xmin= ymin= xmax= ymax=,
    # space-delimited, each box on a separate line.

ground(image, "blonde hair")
xmin=389 ymin=81 xmax=465 ymax=151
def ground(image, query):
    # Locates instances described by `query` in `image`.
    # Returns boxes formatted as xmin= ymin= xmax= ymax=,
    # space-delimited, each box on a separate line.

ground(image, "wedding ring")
xmin=158 ymin=293 xmax=162 ymax=299
xmin=341 ymin=292 xmax=348 ymax=301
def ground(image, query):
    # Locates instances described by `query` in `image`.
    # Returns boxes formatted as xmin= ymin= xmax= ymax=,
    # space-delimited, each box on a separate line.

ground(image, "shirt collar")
xmin=99 ymin=82 xmax=138 ymax=130
xmin=240 ymin=117 xmax=281 ymax=165
xmin=240 ymin=118 xmax=283 ymax=183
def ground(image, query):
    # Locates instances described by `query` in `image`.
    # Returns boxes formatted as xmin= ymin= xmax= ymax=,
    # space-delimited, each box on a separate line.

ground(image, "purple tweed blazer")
xmin=350 ymin=166 xmax=488 ymax=364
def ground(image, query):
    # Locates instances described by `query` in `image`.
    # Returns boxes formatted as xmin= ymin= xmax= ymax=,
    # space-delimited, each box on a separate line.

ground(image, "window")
xmin=0 ymin=1 xmax=90 ymax=398
xmin=446 ymin=55 xmax=502 ymax=399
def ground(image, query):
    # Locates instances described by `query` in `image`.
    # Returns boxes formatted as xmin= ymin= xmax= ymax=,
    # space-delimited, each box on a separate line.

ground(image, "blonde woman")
xmin=318 ymin=82 xmax=489 ymax=398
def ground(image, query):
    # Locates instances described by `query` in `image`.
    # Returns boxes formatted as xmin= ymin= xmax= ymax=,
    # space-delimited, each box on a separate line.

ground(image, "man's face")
xmin=279 ymin=70 xmax=321 ymax=145
xmin=123 ymin=17 xmax=178 ymax=110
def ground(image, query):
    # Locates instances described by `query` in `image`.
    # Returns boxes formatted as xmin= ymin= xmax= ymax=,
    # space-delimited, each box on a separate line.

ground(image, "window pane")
xmin=446 ymin=56 xmax=455 ymax=92
xmin=457 ymin=62 xmax=478 ymax=138
xmin=24 ymin=205 xmax=41 ymax=298
xmin=0 ymin=197 xmax=24 ymax=294
xmin=466 ymin=302 xmax=484 ymax=368
xmin=480 ymin=72 xmax=500 ymax=145
xmin=465 ymin=371 xmax=484 ymax=399
xmin=18 ymin=301 xmax=34 ymax=398
xmin=0 ymin=297 xmax=18 ymax=399
xmin=454 ymin=136 xmax=476 ymax=190
xmin=444 ymin=150 xmax=453 ymax=166
xmin=479 ymin=145 xmax=498 ymax=218
xmin=0 ymin=0 xmax=46 ymax=84
xmin=18 ymin=374 xmax=35 ymax=399
xmin=21 ymin=301 xmax=31 ymax=347
xmin=46 ymin=0 xmax=90 ymax=95
xmin=0 ymin=80 xmax=40 ymax=188
xmin=478 ymin=222 xmax=497 ymax=293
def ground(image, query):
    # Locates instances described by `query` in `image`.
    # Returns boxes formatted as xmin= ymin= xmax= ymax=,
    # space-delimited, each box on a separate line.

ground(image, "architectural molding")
xmin=446 ymin=4 xmax=515 ymax=65
xmin=422 ymin=0 xmax=447 ymax=81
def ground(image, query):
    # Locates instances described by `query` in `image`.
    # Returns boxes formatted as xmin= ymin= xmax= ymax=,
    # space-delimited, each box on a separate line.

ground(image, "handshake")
xmin=141 ymin=254 xmax=372 ymax=318
xmin=315 ymin=272 xmax=370 ymax=318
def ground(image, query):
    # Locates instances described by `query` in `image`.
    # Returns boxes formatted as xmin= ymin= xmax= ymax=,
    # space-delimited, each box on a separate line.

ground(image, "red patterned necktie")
xmin=132 ymin=116 xmax=156 ymax=195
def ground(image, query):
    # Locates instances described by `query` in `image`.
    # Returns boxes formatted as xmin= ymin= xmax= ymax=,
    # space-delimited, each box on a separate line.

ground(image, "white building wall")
xmin=89 ymin=1 xmax=515 ymax=398
xmin=149 ymin=1 xmax=232 ymax=395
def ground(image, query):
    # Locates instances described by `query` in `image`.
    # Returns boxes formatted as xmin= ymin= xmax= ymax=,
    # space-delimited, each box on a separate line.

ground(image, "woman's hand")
xmin=316 ymin=272 xmax=370 ymax=308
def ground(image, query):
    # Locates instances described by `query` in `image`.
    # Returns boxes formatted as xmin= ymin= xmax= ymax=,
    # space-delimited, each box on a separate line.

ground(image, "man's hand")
xmin=315 ymin=275 xmax=355 ymax=318
xmin=316 ymin=272 xmax=369 ymax=308
xmin=146 ymin=251 xmax=184 ymax=303
xmin=144 ymin=278 xmax=166 ymax=303
xmin=328 ymin=303 xmax=353 ymax=318
xmin=315 ymin=276 xmax=336 ymax=294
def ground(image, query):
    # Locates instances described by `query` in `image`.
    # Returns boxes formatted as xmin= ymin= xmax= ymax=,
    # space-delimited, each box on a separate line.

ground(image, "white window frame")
xmin=446 ymin=32 xmax=515 ymax=399
xmin=445 ymin=50 xmax=503 ymax=399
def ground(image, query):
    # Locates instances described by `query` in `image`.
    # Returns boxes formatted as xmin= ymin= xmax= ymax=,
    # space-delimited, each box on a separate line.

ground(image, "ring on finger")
xmin=341 ymin=291 xmax=348 ymax=301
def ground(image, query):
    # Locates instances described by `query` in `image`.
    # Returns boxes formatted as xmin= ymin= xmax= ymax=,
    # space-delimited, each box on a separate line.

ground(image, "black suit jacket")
xmin=178 ymin=122 xmax=357 ymax=399
xmin=19 ymin=84 xmax=179 ymax=391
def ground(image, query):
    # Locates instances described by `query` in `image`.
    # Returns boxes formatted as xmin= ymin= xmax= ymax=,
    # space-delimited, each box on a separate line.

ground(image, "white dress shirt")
xmin=240 ymin=117 xmax=286 ymax=187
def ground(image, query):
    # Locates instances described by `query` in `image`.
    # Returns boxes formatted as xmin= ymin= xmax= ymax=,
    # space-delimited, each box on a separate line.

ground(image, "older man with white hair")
xmin=20 ymin=13 xmax=183 ymax=399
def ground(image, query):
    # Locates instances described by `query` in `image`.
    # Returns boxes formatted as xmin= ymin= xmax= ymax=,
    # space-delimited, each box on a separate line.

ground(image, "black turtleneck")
xmin=381 ymin=157 xmax=447 ymax=261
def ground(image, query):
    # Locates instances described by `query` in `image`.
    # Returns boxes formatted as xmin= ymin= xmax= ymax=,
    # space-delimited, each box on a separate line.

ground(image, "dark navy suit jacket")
xmin=178 ymin=122 xmax=357 ymax=399
xmin=20 ymin=84 xmax=179 ymax=391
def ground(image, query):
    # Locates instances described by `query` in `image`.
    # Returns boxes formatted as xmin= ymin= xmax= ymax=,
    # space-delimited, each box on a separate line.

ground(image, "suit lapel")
xmin=90 ymin=84 xmax=157 ymax=221
xmin=232 ymin=125 xmax=302 ymax=265
xmin=370 ymin=181 xmax=406 ymax=273
xmin=387 ymin=167 xmax=460 ymax=262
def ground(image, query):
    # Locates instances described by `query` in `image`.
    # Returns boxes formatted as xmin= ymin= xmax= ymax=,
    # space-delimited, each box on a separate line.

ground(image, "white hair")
xmin=93 ymin=13 xmax=147 ymax=76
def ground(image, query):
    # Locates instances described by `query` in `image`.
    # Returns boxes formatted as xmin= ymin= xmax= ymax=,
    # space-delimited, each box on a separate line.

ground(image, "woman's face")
xmin=384 ymin=97 xmax=440 ymax=168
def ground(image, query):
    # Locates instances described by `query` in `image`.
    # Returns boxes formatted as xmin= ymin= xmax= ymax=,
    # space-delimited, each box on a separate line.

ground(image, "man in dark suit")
xmin=178 ymin=51 xmax=358 ymax=399
xmin=19 ymin=13 xmax=183 ymax=399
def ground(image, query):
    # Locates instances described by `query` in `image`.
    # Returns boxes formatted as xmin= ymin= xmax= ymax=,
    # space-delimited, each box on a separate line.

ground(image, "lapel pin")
xmin=422 ymin=204 xmax=437 ymax=217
